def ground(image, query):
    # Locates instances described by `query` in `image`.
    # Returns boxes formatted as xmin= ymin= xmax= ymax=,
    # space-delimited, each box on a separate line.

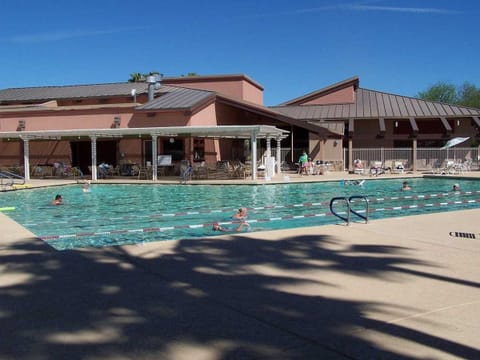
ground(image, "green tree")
xmin=417 ymin=82 xmax=458 ymax=103
xmin=457 ymin=82 xmax=480 ymax=108
xmin=128 ymin=72 xmax=143 ymax=82
xmin=128 ymin=72 xmax=164 ymax=82
xmin=417 ymin=81 xmax=480 ymax=108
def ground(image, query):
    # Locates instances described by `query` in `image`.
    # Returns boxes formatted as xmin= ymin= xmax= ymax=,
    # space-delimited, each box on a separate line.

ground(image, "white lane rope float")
xmin=40 ymin=197 xmax=480 ymax=241
xmin=26 ymin=189 xmax=480 ymax=227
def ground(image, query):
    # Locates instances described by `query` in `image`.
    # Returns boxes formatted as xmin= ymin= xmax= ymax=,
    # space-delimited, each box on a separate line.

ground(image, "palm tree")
xmin=128 ymin=73 xmax=143 ymax=83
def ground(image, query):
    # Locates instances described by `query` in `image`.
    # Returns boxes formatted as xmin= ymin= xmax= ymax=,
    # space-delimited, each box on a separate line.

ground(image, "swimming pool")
xmin=1 ymin=178 xmax=480 ymax=250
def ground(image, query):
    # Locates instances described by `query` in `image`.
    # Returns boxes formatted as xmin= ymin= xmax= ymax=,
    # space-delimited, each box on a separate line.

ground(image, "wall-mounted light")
xmin=17 ymin=119 xmax=26 ymax=131
xmin=395 ymin=121 xmax=399 ymax=128
xmin=333 ymin=140 xmax=338 ymax=147
xmin=131 ymin=89 xmax=137 ymax=103
xmin=169 ymin=137 xmax=175 ymax=143
xmin=113 ymin=116 xmax=121 ymax=128
xmin=457 ymin=119 xmax=460 ymax=126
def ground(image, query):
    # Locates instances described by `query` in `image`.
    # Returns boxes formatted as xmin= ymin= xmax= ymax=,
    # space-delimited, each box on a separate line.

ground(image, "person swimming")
xmin=212 ymin=222 xmax=250 ymax=232
xmin=82 ymin=181 xmax=91 ymax=192
xmin=401 ymin=181 xmax=411 ymax=191
xmin=51 ymin=194 xmax=63 ymax=205
xmin=232 ymin=207 xmax=248 ymax=220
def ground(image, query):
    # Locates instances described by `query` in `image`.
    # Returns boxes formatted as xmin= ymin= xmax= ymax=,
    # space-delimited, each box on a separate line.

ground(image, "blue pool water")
xmin=1 ymin=178 xmax=479 ymax=250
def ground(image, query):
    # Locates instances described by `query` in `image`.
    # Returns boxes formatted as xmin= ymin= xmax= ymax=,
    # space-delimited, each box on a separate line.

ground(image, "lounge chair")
xmin=391 ymin=161 xmax=405 ymax=174
xmin=353 ymin=159 xmax=365 ymax=174
xmin=370 ymin=161 xmax=386 ymax=176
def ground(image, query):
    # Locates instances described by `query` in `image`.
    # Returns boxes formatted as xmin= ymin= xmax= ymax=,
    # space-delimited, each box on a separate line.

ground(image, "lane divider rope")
xmin=41 ymin=197 xmax=480 ymax=241
xmin=26 ymin=189 xmax=480 ymax=227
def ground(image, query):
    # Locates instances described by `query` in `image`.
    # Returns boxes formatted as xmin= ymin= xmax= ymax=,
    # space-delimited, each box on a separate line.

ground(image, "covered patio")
xmin=0 ymin=125 xmax=289 ymax=181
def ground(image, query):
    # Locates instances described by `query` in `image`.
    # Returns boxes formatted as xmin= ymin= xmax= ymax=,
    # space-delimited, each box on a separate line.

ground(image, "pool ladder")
xmin=0 ymin=170 xmax=25 ymax=191
xmin=329 ymin=195 xmax=369 ymax=225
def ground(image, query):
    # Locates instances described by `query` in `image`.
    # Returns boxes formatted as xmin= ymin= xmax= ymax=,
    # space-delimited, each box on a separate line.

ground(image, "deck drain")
xmin=449 ymin=232 xmax=476 ymax=239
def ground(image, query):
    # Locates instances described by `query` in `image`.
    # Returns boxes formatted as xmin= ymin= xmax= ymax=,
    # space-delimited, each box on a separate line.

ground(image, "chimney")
xmin=146 ymin=75 xmax=161 ymax=102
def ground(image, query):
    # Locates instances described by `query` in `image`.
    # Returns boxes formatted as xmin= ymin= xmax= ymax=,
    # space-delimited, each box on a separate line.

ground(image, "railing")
xmin=329 ymin=196 xmax=369 ymax=225
xmin=346 ymin=147 xmax=479 ymax=171
xmin=0 ymin=170 xmax=25 ymax=190
xmin=268 ymin=146 xmax=480 ymax=173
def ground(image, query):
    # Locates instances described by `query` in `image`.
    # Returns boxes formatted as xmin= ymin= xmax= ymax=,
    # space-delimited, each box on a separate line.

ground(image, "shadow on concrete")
xmin=0 ymin=234 xmax=478 ymax=359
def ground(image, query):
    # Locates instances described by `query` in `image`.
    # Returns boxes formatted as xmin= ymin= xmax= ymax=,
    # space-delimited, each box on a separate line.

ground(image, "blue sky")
xmin=1 ymin=0 xmax=479 ymax=105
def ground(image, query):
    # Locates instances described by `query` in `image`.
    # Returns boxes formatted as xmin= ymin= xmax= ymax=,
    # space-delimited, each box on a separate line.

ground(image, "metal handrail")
xmin=329 ymin=197 xmax=350 ymax=224
xmin=330 ymin=195 xmax=369 ymax=225
xmin=348 ymin=195 xmax=369 ymax=224
xmin=0 ymin=170 xmax=25 ymax=186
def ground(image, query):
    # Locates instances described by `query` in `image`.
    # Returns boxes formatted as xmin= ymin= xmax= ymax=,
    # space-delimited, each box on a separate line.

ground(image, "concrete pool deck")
xmin=1 ymin=172 xmax=479 ymax=359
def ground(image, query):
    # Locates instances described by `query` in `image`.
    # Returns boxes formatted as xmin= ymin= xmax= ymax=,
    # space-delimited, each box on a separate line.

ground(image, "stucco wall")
xmin=0 ymin=110 xmax=135 ymax=132
xmin=189 ymin=103 xmax=217 ymax=126
xmin=242 ymin=81 xmax=263 ymax=104
xmin=162 ymin=77 xmax=264 ymax=105
xmin=308 ymin=134 xmax=343 ymax=161
xmin=302 ymin=86 xmax=355 ymax=105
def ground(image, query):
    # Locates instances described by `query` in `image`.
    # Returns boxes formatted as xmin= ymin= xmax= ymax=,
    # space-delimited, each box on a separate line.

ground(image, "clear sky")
xmin=1 ymin=0 xmax=479 ymax=105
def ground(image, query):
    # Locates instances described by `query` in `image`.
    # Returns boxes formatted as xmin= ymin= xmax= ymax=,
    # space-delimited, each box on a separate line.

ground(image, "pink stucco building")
xmin=0 ymin=73 xmax=479 ymax=179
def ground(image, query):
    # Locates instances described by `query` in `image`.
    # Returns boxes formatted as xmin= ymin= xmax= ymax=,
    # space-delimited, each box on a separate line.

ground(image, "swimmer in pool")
xmin=232 ymin=207 xmax=248 ymax=220
xmin=82 ymin=181 xmax=91 ymax=192
xmin=401 ymin=181 xmax=411 ymax=191
xmin=51 ymin=194 xmax=63 ymax=205
xmin=212 ymin=222 xmax=250 ymax=232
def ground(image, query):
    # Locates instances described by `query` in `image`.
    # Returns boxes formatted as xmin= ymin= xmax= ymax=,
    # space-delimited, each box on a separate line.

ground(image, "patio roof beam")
xmin=409 ymin=117 xmax=418 ymax=137
xmin=348 ymin=118 xmax=354 ymax=137
xmin=0 ymin=125 xmax=289 ymax=141
xmin=378 ymin=117 xmax=385 ymax=137
xmin=440 ymin=117 xmax=452 ymax=136
xmin=472 ymin=116 xmax=480 ymax=128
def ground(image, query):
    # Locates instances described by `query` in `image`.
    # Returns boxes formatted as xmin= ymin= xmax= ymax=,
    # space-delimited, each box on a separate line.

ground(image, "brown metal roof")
xmin=272 ymin=88 xmax=480 ymax=119
xmin=0 ymin=82 xmax=152 ymax=103
xmin=136 ymin=87 xmax=215 ymax=111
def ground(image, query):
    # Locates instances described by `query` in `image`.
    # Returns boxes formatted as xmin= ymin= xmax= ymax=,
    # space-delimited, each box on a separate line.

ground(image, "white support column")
xmin=151 ymin=135 xmax=158 ymax=181
xmin=348 ymin=138 xmax=353 ymax=173
xmin=266 ymin=136 xmax=271 ymax=157
xmin=412 ymin=138 xmax=417 ymax=172
xmin=290 ymin=126 xmax=294 ymax=163
xmin=23 ymin=137 xmax=30 ymax=181
xmin=90 ymin=135 xmax=97 ymax=181
xmin=251 ymin=132 xmax=257 ymax=181
xmin=276 ymin=137 xmax=282 ymax=175
xmin=264 ymin=135 xmax=274 ymax=179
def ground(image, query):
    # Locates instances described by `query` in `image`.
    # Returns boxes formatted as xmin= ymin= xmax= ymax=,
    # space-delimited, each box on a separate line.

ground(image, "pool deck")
xmin=1 ymin=172 xmax=479 ymax=359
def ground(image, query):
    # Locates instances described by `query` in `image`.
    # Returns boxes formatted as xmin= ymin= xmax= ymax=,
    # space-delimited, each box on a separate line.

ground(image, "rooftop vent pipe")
xmin=147 ymin=75 xmax=161 ymax=102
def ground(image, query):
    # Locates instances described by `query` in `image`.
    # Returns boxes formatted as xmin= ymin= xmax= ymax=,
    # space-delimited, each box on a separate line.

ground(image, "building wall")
xmin=0 ymin=109 xmax=135 ymax=132
xmin=308 ymin=134 xmax=343 ymax=162
xmin=162 ymin=76 xmax=264 ymax=105
xmin=302 ymin=86 xmax=355 ymax=105
xmin=128 ymin=111 xmax=189 ymax=128
xmin=242 ymin=80 xmax=263 ymax=104
xmin=0 ymin=140 xmax=23 ymax=166
xmin=0 ymin=139 xmax=73 ymax=167
xmin=189 ymin=103 xmax=217 ymax=126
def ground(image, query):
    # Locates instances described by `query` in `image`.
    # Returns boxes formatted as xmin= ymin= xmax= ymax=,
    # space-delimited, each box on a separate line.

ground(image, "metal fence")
xmin=346 ymin=147 xmax=479 ymax=171
xmin=265 ymin=147 xmax=479 ymax=172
